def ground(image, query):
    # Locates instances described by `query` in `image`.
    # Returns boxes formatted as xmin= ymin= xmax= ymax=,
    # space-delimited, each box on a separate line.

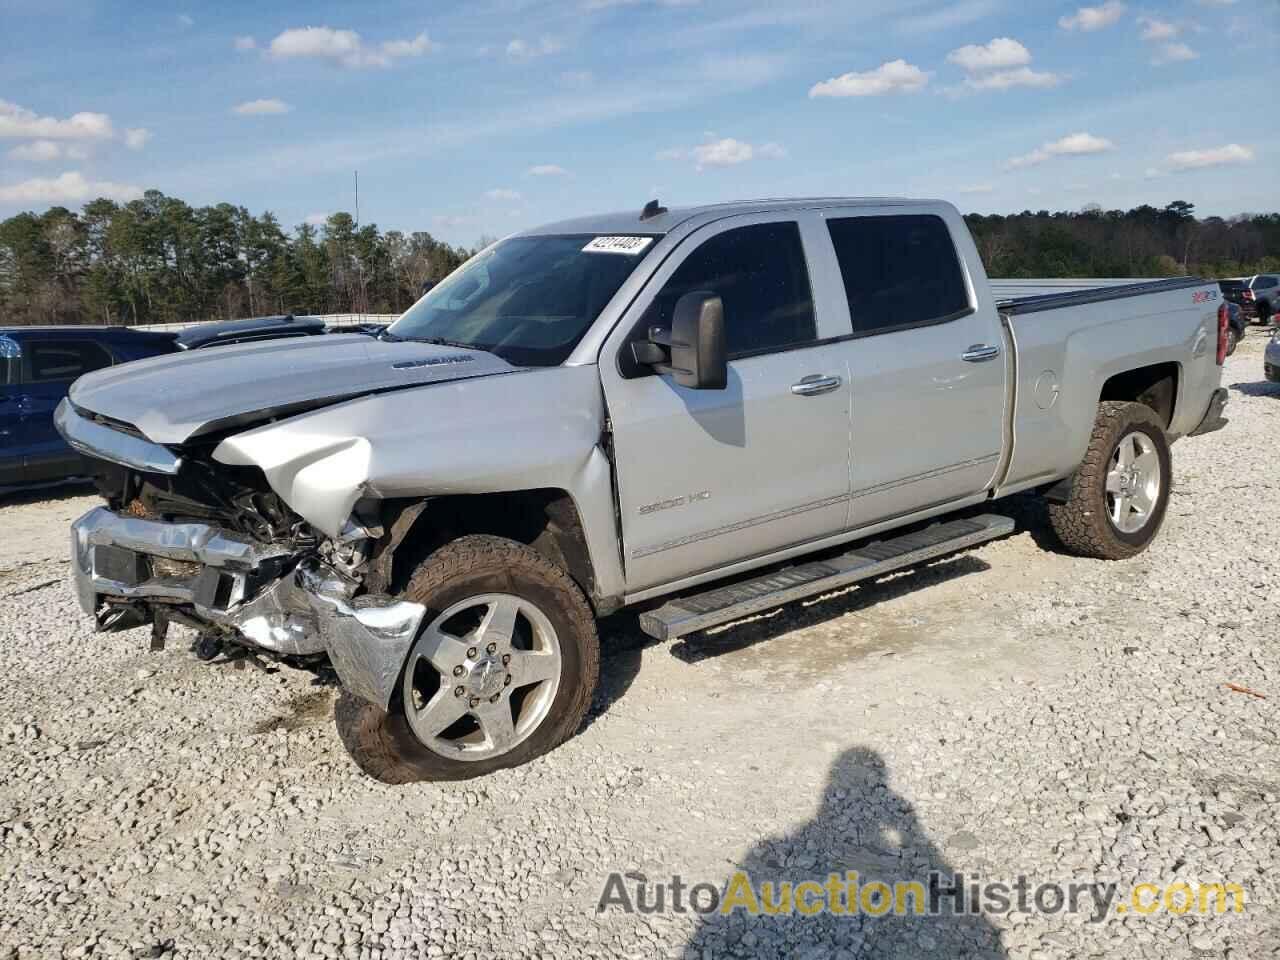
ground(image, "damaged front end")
xmin=60 ymin=400 xmax=425 ymax=709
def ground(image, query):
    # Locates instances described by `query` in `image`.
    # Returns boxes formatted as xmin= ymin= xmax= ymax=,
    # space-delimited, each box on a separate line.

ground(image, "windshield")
xmin=385 ymin=233 xmax=658 ymax=366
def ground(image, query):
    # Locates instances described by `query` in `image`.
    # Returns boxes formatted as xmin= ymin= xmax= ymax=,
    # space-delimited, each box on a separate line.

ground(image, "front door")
xmin=600 ymin=215 xmax=853 ymax=593
xmin=19 ymin=338 xmax=114 ymax=483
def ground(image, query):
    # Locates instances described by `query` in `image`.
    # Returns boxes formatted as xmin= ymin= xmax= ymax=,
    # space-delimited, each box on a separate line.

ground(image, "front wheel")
xmin=1048 ymin=401 xmax=1172 ymax=560
xmin=334 ymin=535 xmax=600 ymax=783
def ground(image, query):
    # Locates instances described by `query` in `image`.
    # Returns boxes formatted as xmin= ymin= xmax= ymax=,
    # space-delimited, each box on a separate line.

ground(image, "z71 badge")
xmin=638 ymin=490 xmax=711 ymax=516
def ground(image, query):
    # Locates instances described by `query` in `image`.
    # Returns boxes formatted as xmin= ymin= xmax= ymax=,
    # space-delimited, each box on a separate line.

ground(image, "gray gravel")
xmin=2 ymin=334 xmax=1278 ymax=959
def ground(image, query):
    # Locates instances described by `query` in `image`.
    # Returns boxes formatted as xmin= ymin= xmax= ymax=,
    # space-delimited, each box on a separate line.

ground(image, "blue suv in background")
xmin=1 ymin=315 xmax=329 ymax=491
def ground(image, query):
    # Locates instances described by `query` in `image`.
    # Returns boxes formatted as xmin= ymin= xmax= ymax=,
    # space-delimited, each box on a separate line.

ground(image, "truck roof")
xmin=520 ymin=196 xmax=926 ymax=237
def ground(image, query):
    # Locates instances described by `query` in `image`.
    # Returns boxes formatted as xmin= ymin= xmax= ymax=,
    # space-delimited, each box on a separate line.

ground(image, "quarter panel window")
xmin=0 ymin=336 xmax=19 ymax=386
xmin=26 ymin=341 xmax=113 ymax=383
xmin=826 ymin=215 xmax=970 ymax=335
xmin=644 ymin=222 xmax=816 ymax=358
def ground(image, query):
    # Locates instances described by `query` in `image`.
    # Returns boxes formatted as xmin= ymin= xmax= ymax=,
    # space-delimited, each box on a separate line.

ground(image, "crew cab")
xmin=55 ymin=198 xmax=1230 ymax=782
xmin=1 ymin=315 xmax=326 ymax=491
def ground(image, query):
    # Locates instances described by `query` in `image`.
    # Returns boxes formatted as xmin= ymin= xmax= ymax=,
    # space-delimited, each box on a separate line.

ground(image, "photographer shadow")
xmin=682 ymin=747 xmax=1007 ymax=959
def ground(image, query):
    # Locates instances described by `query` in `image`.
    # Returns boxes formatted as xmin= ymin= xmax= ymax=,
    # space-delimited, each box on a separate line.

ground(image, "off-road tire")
xmin=334 ymin=535 xmax=599 ymax=784
xmin=1048 ymin=401 xmax=1171 ymax=560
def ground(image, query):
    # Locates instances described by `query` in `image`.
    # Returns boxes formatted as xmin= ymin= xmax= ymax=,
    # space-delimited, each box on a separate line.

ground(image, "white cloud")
xmin=506 ymin=36 xmax=563 ymax=59
xmin=692 ymin=137 xmax=754 ymax=168
xmin=582 ymin=0 xmax=701 ymax=8
xmin=1006 ymin=132 xmax=1114 ymax=169
xmin=434 ymin=214 xmax=475 ymax=228
xmin=527 ymin=164 xmax=568 ymax=176
xmin=234 ymin=35 xmax=257 ymax=51
xmin=946 ymin=38 xmax=1031 ymax=71
xmin=1059 ymin=2 xmax=1126 ymax=32
xmin=123 ymin=127 xmax=151 ymax=150
xmin=657 ymin=137 xmax=787 ymax=170
xmin=1138 ymin=16 xmax=1178 ymax=40
xmin=1152 ymin=42 xmax=1198 ymax=64
xmin=304 ymin=212 xmax=330 ymax=226
xmin=0 ymin=99 xmax=114 ymax=140
xmin=268 ymin=26 xmax=436 ymax=69
xmin=382 ymin=33 xmax=436 ymax=57
xmin=1193 ymin=0 xmax=1235 ymax=5
xmin=964 ymin=67 xmax=1063 ymax=90
xmin=958 ymin=183 xmax=994 ymax=193
xmin=7 ymin=140 xmax=61 ymax=162
xmin=809 ymin=59 xmax=929 ymax=98
xmin=1165 ymin=143 xmax=1253 ymax=171
xmin=691 ymin=137 xmax=787 ymax=170
xmin=177 ymin=14 xmax=194 ymax=27
xmin=896 ymin=0 xmax=1000 ymax=35
xmin=485 ymin=188 xmax=522 ymax=201
xmin=233 ymin=98 xmax=293 ymax=116
xmin=0 ymin=171 xmax=142 ymax=205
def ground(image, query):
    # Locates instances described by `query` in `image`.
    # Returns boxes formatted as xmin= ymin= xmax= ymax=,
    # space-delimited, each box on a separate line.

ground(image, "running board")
xmin=638 ymin=514 xmax=1014 ymax=642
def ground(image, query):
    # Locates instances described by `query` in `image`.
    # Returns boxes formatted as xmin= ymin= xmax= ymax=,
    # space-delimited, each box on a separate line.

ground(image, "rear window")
xmin=1253 ymin=276 xmax=1278 ymax=290
xmin=826 ymin=214 xmax=971 ymax=335
xmin=1219 ymin=280 xmax=1245 ymax=292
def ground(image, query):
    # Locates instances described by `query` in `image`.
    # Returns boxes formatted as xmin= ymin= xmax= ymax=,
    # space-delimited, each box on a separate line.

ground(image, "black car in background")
xmin=1 ymin=314 xmax=329 ymax=490
xmin=1220 ymin=275 xmax=1280 ymax=324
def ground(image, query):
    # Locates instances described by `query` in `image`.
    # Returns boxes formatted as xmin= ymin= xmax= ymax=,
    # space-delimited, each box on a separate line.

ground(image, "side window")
xmin=644 ymin=222 xmax=816 ymax=359
xmin=826 ymin=214 xmax=970 ymax=335
xmin=25 ymin=341 xmax=113 ymax=383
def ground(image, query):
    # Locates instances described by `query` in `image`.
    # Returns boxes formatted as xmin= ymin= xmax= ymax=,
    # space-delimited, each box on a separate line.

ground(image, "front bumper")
xmin=71 ymin=507 xmax=425 ymax=708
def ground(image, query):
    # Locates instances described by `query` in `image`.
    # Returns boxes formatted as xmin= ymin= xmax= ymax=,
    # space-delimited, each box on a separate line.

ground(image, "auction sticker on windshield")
xmin=583 ymin=236 xmax=654 ymax=255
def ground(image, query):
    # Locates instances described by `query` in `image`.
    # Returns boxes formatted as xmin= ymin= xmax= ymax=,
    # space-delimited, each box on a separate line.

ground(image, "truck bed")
xmin=992 ymin=276 xmax=1206 ymax=315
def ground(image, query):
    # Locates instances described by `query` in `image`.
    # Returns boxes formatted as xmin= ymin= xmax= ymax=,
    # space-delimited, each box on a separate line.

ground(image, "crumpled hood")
xmin=69 ymin=334 xmax=518 ymax=444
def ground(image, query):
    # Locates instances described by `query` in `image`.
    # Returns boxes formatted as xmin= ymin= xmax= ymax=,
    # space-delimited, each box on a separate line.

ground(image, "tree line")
xmin=1 ymin=192 xmax=1278 ymax=327
xmin=0 ymin=189 xmax=475 ymax=326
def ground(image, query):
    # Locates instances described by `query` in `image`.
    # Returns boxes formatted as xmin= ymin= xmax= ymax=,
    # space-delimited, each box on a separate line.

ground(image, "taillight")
xmin=1216 ymin=304 xmax=1229 ymax=365
xmin=1243 ymin=289 xmax=1256 ymax=301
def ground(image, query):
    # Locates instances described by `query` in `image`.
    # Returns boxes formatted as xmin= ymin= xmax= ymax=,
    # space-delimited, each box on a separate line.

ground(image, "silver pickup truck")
xmin=56 ymin=198 xmax=1230 ymax=782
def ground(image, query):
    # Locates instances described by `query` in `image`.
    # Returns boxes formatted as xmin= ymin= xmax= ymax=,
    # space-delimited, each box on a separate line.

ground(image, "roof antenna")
xmin=640 ymin=198 xmax=667 ymax=221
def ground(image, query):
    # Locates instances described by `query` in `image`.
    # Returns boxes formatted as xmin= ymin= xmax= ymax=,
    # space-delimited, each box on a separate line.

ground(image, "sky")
xmin=1 ymin=0 xmax=1277 ymax=246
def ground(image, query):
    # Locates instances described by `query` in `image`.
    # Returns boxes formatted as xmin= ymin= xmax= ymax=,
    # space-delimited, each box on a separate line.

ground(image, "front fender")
xmin=213 ymin=365 xmax=625 ymax=599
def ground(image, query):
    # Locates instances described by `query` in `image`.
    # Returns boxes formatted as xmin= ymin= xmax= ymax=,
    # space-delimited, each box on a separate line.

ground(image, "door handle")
xmin=961 ymin=344 xmax=1000 ymax=362
xmin=791 ymin=374 xmax=842 ymax=397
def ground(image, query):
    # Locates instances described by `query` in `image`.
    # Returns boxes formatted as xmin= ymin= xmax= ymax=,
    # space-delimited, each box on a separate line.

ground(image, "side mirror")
xmin=632 ymin=291 xmax=727 ymax=390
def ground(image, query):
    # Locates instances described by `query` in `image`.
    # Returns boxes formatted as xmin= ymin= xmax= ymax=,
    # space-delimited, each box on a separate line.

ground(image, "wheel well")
xmin=1099 ymin=362 xmax=1178 ymax=428
xmin=368 ymin=489 xmax=598 ymax=607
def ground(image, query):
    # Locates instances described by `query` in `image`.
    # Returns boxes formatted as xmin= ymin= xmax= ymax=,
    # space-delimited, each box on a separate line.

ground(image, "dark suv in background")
xmin=1 ymin=315 xmax=329 ymax=491
xmin=1220 ymin=275 xmax=1280 ymax=324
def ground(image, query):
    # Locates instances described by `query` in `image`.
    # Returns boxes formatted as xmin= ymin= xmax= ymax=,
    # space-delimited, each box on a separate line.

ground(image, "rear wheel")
xmin=1048 ymin=401 xmax=1171 ymax=560
xmin=334 ymin=535 xmax=599 ymax=783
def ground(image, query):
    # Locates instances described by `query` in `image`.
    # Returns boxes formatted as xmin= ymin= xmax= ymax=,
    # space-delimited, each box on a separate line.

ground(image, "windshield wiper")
xmin=384 ymin=334 xmax=479 ymax=350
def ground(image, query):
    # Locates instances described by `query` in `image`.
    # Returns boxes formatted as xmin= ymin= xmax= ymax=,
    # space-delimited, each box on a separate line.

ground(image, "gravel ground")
xmin=2 ymin=336 xmax=1278 ymax=960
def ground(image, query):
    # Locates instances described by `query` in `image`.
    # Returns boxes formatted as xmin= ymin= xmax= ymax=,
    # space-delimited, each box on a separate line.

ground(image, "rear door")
xmin=815 ymin=207 xmax=1008 ymax=527
xmin=0 ymin=335 xmax=22 ymax=485
xmin=600 ymin=213 xmax=853 ymax=593
xmin=19 ymin=337 xmax=114 ymax=482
